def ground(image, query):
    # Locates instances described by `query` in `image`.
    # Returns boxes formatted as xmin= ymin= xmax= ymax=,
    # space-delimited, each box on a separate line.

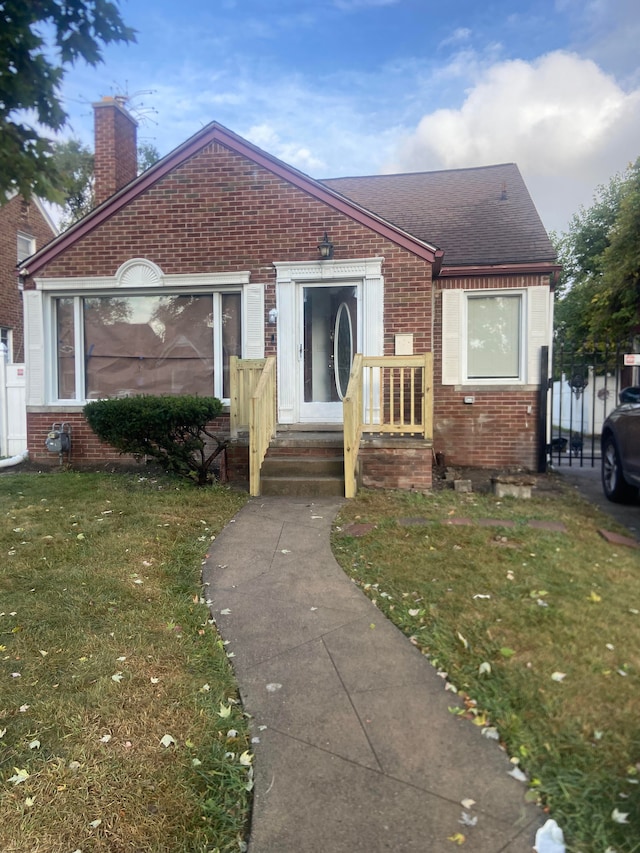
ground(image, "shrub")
xmin=84 ymin=395 xmax=226 ymax=485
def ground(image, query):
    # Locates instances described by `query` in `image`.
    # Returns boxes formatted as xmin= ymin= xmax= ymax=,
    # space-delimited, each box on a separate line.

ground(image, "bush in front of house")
xmin=84 ymin=395 xmax=226 ymax=485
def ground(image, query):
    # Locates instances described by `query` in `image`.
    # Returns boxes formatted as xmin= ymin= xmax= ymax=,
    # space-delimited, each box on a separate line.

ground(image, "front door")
xmin=300 ymin=285 xmax=357 ymax=422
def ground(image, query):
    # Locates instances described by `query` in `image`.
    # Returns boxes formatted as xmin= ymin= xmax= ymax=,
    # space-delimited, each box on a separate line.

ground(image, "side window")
xmin=17 ymin=232 xmax=36 ymax=264
xmin=441 ymin=287 xmax=549 ymax=386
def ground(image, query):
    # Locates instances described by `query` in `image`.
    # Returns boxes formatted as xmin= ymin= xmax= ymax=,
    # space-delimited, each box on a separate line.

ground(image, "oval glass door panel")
xmin=333 ymin=302 xmax=353 ymax=401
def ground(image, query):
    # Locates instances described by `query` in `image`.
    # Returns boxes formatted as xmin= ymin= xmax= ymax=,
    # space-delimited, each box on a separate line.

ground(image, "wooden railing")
xmin=249 ymin=357 xmax=276 ymax=496
xmin=229 ymin=356 xmax=276 ymax=496
xmin=343 ymin=353 xmax=433 ymax=498
xmin=231 ymin=353 xmax=433 ymax=500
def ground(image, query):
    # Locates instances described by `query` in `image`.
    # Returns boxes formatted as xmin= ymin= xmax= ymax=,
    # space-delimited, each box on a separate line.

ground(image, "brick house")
xmin=18 ymin=97 xmax=558 ymax=493
xmin=0 ymin=194 xmax=56 ymax=363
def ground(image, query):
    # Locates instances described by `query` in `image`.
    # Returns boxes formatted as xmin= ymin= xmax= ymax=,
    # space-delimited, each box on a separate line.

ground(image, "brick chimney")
xmin=93 ymin=96 xmax=138 ymax=205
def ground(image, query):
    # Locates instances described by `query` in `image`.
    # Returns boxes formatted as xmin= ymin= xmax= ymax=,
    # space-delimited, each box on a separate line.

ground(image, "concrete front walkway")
xmin=203 ymin=497 xmax=543 ymax=852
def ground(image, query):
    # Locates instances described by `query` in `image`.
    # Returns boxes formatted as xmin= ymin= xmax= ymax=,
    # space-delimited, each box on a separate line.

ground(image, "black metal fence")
xmin=547 ymin=337 xmax=637 ymax=469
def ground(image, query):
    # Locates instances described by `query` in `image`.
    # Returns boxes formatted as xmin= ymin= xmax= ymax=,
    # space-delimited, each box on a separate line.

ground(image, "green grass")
xmin=0 ymin=471 xmax=250 ymax=852
xmin=332 ymin=481 xmax=640 ymax=853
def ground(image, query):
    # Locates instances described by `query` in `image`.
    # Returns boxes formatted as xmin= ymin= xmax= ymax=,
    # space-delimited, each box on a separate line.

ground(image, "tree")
xmin=597 ymin=158 xmax=640 ymax=339
xmin=0 ymin=1 xmax=135 ymax=203
xmin=137 ymin=141 xmax=160 ymax=174
xmin=554 ymin=162 xmax=639 ymax=344
xmin=51 ymin=139 xmax=95 ymax=228
xmin=51 ymin=137 xmax=159 ymax=228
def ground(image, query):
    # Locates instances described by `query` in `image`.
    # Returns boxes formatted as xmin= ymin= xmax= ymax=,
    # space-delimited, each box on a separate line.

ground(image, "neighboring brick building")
xmin=18 ymin=97 xmax=558 ymax=487
xmin=0 ymin=194 xmax=56 ymax=362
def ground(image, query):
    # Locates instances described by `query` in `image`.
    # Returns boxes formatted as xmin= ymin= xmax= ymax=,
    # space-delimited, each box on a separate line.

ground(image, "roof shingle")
xmin=323 ymin=163 xmax=556 ymax=268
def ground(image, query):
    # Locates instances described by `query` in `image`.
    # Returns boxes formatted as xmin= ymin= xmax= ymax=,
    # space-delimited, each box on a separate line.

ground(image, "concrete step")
xmin=261 ymin=455 xmax=344 ymax=478
xmin=260 ymin=474 xmax=345 ymax=497
xmin=261 ymin=436 xmax=345 ymax=496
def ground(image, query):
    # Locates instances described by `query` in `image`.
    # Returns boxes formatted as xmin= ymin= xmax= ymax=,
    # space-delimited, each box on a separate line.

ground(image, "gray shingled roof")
xmin=323 ymin=163 xmax=556 ymax=268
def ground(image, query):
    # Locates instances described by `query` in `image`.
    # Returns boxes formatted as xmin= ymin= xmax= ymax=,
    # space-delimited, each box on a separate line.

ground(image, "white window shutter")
xmin=243 ymin=283 xmax=265 ymax=359
xmin=527 ymin=286 xmax=550 ymax=384
xmin=441 ymin=289 xmax=462 ymax=385
xmin=23 ymin=290 xmax=45 ymax=405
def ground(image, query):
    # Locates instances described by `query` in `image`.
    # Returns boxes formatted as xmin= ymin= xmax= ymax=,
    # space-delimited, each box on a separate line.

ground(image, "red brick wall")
xmin=28 ymin=410 xmax=232 ymax=467
xmin=0 ymin=196 xmax=55 ymax=361
xmin=360 ymin=440 xmax=433 ymax=491
xmin=432 ymin=275 xmax=550 ymax=470
xmin=24 ymin=141 xmax=432 ymax=354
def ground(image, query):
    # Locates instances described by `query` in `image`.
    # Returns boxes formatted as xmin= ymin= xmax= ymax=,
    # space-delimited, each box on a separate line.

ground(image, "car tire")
xmin=601 ymin=434 xmax=638 ymax=503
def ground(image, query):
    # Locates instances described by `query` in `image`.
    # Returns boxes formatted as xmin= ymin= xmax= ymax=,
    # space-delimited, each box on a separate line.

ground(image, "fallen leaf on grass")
xmin=239 ymin=751 xmax=253 ymax=766
xmin=456 ymin=632 xmax=469 ymax=650
xmin=218 ymin=703 xmax=232 ymax=718
xmin=160 ymin=734 xmax=176 ymax=748
xmin=551 ymin=672 xmax=567 ymax=682
xmin=100 ymin=735 xmax=112 ymax=743
xmin=24 ymin=796 xmax=35 ymax=807
xmin=8 ymin=768 xmax=30 ymax=785
xmin=478 ymin=662 xmax=492 ymax=676
xmin=612 ymin=808 xmax=629 ymax=824
xmin=111 ymin=672 xmax=124 ymax=683
xmin=28 ymin=740 xmax=40 ymax=750
xmin=89 ymin=819 xmax=102 ymax=828
xmin=588 ymin=591 xmax=602 ymax=603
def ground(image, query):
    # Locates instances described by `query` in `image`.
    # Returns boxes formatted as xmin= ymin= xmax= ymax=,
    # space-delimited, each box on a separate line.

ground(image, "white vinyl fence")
xmin=0 ymin=357 xmax=27 ymax=457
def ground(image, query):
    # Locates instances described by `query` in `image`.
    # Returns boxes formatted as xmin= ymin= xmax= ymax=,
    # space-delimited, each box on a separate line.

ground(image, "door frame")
xmin=274 ymin=257 xmax=384 ymax=425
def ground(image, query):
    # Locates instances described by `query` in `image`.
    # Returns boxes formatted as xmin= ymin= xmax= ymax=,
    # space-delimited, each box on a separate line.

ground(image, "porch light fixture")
xmin=318 ymin=231 xmax=334 ymax=260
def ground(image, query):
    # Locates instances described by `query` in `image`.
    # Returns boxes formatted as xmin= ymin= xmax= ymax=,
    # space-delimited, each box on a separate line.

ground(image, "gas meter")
xmin=45 ymin=423 xmax=71 ymax=456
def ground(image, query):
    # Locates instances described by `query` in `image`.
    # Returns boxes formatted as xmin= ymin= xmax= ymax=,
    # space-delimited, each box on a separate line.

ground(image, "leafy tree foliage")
xmin=84 ymin=395 xmax=227 ymax=486
xmin=0 ymin=0 xmax=135 ymax=203
xmin=51 ymin=138 xmax=95 ymax=228
xmin=137 ymin=141 xmax=160 ymax=174
xmin=52 ymin=137 xmax=159 ymax=228
xmin=554 ymin=160 xmax=640 ymax=343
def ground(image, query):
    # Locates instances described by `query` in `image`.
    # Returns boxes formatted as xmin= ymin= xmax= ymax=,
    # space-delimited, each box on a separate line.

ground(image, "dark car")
xmin=601 ymin=386 xmax=640 ymax=502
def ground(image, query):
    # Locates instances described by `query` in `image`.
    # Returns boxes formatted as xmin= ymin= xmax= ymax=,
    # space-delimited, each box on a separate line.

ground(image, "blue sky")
xmin=56 ymin=0 xmax=640 ymax=233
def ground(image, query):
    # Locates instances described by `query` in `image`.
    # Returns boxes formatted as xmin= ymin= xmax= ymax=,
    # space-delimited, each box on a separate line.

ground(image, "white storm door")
xmin=298 ymin=284 xmax=358 ymax=423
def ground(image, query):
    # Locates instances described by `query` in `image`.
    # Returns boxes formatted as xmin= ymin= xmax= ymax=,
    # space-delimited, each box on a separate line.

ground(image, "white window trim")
xmin=441 ymin=285 xmax=550 ymax=388
xmin=29 ymin=261 xmax=264 ymax=407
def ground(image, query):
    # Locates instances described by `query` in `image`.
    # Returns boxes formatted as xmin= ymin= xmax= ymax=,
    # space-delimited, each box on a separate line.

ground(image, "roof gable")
xmin=20 ymin=123 xmax=439 ymax=277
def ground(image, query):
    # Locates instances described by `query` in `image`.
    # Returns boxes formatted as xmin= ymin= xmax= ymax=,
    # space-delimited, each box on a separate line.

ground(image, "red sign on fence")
xmin=624 ymin=354 xmax=640 ymax=366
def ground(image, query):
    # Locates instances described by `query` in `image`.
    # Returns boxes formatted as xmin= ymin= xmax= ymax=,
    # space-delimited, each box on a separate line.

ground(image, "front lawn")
xmin=333 ymin=481 xmax=640 ymax=853
xmin=0 ymin=472 xmax=250 ymax=853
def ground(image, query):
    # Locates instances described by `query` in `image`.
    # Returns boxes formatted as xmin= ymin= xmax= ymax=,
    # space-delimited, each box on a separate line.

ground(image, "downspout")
xmin=0 ymin=449 xmax=29 ymax=468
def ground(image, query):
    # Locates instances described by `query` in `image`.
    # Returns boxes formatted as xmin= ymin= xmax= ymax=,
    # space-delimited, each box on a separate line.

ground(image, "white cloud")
xmin=387 ymin=51 xmax=640 ymax=231
xmin=246 ymin=123 xmax=326 ymax=173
